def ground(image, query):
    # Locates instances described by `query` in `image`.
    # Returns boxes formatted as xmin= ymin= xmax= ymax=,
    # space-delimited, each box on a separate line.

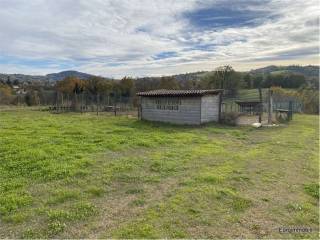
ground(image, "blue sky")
xmin=0 ymin=0 xmax=318 ymax=77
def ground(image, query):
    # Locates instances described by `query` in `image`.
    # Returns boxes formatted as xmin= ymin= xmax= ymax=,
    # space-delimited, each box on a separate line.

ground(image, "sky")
xmin=0 ymin=0 xmax=319 ymax=78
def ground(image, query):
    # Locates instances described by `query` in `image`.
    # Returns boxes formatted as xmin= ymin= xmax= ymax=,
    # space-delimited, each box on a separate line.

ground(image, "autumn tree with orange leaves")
xmin=56 ymin=76 xmax=85 ymax=110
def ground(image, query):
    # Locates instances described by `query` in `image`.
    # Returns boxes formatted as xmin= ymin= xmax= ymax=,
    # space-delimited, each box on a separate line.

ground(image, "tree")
xmin=272 ymin=86 xmax=319 ymax=114
xmin=297 ymin=86 xmax=319 ymax=114
xmin=85 ymin=76 xmax=114 ymax=113
xmin=13 ymin=79 xmax=19 ymax=86
xmin=56 ymin=76 xmax=84 ymax=94
xmin=261 ymin=73 xmax=306 ymax=88
xmin=252 ymin=74 xmax=264 ymax=88
xmin=0 ymin=83 xmax=13 ymax=104
xmin=6 ymin=77 xmax=12 ymax=87
xmin=214 ymin=65 xmax=235 ymax=89
xmin=25 ymin=90 xmax=40 ymax=106
xmin=199 ymin=72 xmax=216 ymax=89
xmin=56 ymin=76 xmax=85 ymax=111
xmin=159 ymin=76 xmax=179 ymax=89
xmin=85 ymin=76 xmax=107 ymax=95
xmin=183 ymin=79 xmax=198 ymax=90
xmin=309 ymin=77 xmax=319 ymax=89
xmin=243 ymin=73 xmax=253 ymax=89
xmin=200 ymin=66 xmax=242 ymax=95
xmin=287 ymin=74 xmax=306 ymax=88
xmin=119 ymin=77 xmax=135 ymax=97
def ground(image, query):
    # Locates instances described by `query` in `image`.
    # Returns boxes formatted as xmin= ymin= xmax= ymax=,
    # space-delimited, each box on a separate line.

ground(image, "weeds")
xmin=304 ymin=183 xmax=319 ymax=199
xmin=0 ymin=110 xmax=318 ymax=238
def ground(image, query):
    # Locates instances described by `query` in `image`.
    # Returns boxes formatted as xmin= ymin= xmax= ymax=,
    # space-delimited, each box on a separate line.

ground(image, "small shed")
xmin=137 ymin=89 xmax=223 ymax=125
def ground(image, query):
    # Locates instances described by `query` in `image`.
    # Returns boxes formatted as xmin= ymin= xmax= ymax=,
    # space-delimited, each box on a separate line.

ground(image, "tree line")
xmin=0 ymin=65 xmax=318 ymax=112
xmin=137 ymin=66 xmax=314 ymax=92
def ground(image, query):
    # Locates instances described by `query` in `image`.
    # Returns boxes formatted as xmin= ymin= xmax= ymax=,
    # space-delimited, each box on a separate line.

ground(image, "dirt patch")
xmin=61 ymin=177 xmax=180 ymax=238
xmin=236 ymin=114 xmax=277 ymax=125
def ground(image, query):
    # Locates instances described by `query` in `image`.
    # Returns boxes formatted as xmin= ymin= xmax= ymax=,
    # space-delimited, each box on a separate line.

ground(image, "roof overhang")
xmin=136 ymin=89 xmax=223 ymax=97
xmin=235 ymin=101 xmax=261 ymax=105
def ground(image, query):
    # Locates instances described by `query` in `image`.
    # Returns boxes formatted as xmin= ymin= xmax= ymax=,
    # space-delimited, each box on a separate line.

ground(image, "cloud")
xmin=0 ymin=0 xmax=318 ymax=77
xmin=182 ymin=0 xmax=276 ymax=30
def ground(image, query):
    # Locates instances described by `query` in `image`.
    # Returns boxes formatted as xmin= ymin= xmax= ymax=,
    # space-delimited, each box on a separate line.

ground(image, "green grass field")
xmin=0 ymin=109 xmax=318 ymax=238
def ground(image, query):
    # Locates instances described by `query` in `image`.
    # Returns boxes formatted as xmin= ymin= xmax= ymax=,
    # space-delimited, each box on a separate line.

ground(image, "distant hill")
xmin=0 ymin=65 xmax=318 ymax=84
xmin=250 ymin=65 xmax=319 ymax=78
xmin=0 ymin=70 xmax=98 ymax=83
xmin=46 ymin=70 xmax=95 ymax=81
xmin=162 ymin=65 xmax=319 ymax=84
xmin=173 ymin=71 xmax=209 ymax=81
xmin=0 ymin=73 xmax=46 ymax=83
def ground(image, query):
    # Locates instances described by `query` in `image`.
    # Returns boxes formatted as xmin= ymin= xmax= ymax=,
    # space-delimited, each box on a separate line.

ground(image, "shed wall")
xmin=141 ymin=96 xmax=201 ymax=125
xmin=200 ymin=94 xmax=220 ymax=123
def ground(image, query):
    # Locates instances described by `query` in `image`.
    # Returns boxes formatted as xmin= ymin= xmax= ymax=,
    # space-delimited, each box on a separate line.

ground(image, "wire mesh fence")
xmin=1 ymin=88 xmax=304 ymax=125
xmin=221 ymin=88 xmax=302 ymax=125
xmin=48 ymin=92 xmax=137 ymax=115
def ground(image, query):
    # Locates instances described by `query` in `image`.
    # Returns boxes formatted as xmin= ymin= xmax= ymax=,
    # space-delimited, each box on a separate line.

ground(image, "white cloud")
xmin=0 ymin=0 xmax=318 ymax=77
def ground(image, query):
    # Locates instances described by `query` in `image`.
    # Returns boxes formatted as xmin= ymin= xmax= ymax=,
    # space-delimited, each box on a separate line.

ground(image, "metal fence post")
xmin=258 ymin=87 xmax=262 ymax=123
xmin=288 ymin=101 xmax=293 ymax=121
xmin=268 ymin=89 xmax=273 ymax=124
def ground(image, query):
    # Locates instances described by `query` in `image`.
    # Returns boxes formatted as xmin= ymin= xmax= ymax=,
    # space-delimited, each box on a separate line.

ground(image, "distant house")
xmin=12 ymin=85 xmax=27 ymax=95
xmin=137 ymin=89 xmax=223 ymax=125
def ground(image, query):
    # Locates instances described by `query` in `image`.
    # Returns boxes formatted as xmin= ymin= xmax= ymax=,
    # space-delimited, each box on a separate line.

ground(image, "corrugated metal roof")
xmin=136 ymin=89 xmax=222 ymax=97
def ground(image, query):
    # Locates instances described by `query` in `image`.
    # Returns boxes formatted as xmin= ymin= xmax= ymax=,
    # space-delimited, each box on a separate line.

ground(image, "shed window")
xmin=155 ymin=98 xmax=181 ymax=111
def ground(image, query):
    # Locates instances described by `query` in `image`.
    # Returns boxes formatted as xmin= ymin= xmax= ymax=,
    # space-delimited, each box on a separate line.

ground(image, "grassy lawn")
xmin=0 ymin=109 xmax=318 ymax=238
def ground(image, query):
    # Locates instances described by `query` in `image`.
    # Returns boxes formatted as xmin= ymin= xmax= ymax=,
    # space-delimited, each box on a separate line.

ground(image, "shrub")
xmin=304 ymin=183 xmax=319 ymax=199
xmin=221 ymin=112 xmax=239 ymax=125
xmin=271 ymin=86 xmax=319 ymax=114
